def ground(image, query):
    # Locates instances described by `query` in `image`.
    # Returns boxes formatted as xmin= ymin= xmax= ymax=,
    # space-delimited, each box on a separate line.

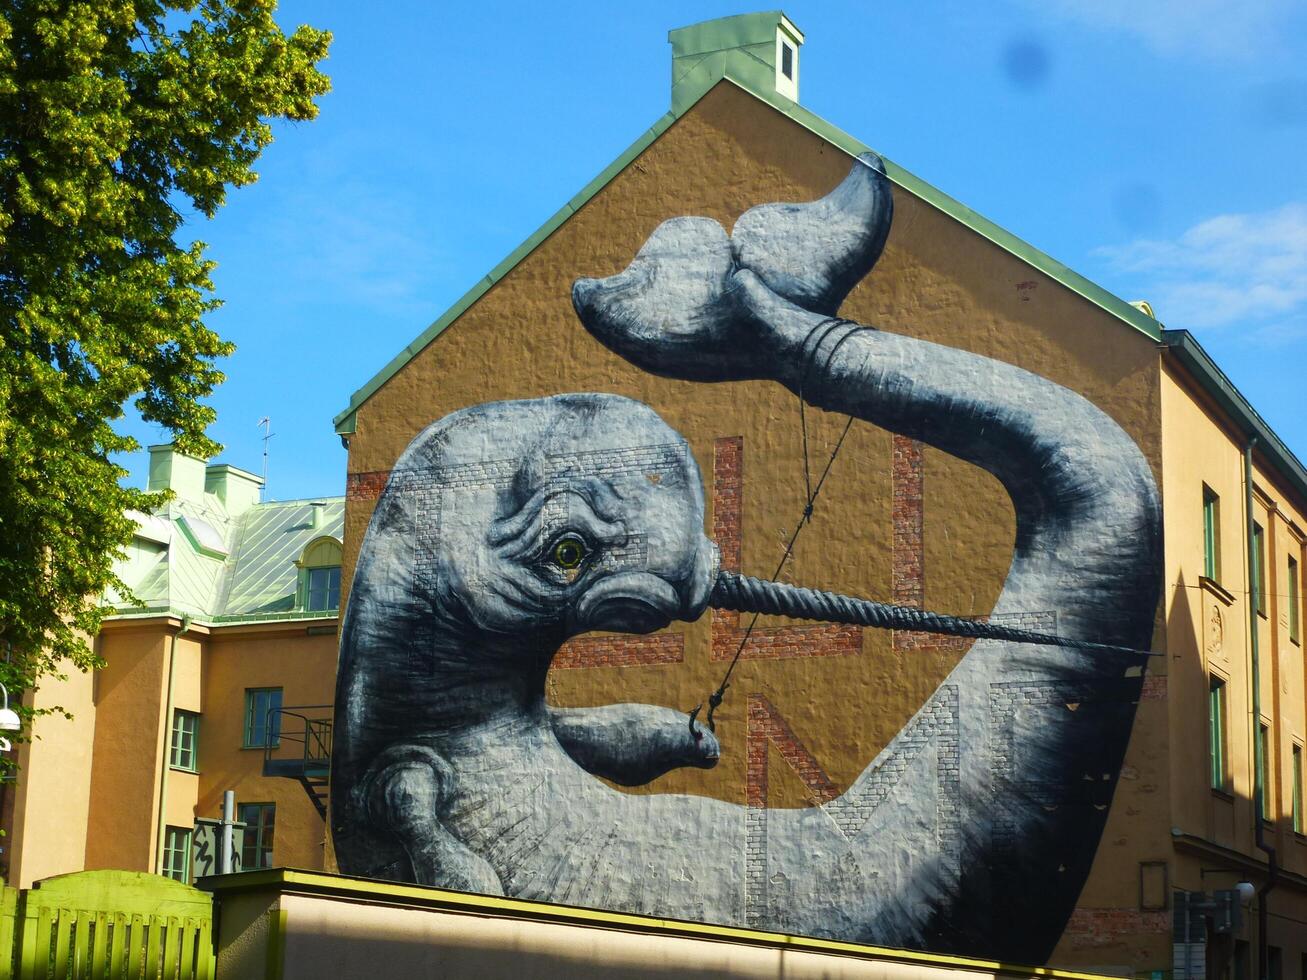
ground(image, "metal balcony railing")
xmin=262 ymin=704 xmax=333 ymax=819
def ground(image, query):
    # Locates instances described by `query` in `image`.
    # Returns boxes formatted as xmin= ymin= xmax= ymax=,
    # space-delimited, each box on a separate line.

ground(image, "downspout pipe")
xmin=155 ymin=614 xmax=190 ymax=875
xmin=1245 ymin=438 xmax=1278 ymax=979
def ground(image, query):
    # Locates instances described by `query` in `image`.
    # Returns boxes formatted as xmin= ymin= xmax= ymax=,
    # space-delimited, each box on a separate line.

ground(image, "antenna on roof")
xmin=257 ymin=417 xmax=274 ymax=500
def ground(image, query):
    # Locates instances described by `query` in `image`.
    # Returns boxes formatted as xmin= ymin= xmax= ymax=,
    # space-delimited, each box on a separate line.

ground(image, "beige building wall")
xmin=84 ymin=622 xmax=174 ymax=872
xmin=212 ymin=870 xmax=1131 ymax=980
xmin=7 ymin=659 xmax=96 ymax=887
xmin=1160 ymin=361 xmax=1307 ymax=963
xmin=7 ymin=616 xmax=337 ymax=887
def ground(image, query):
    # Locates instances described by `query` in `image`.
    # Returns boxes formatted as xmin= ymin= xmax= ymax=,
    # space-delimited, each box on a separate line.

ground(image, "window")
xmin=1202 ymin=486 xmax=1221 ymax=580
xmin=1259 ymin=722 xmax=1272 ymax=822
xmin=781 ymin=42 xmax=794 ymax=80
xmin=238 ymin=803 xmax=275 ymax=870
xmin=307 ymin=565 xmax=340 ymax=611
xmin=243 ymin=688 xmax=282 ymax=748
xmin=1209 ymin=676 xmax=1228 ymax=791
xmin=1290 ymin=554 xmax=1301 ymax=645
xmin=1253 ymin=522 xmax=1267 ymax=616
xmin=169 ymin=709 xmax=199 ymax=772
xmin=162 ymin=826 xmax=191 ymax=882
xmin=1293 ymin=744 xmax=1304 ymax=835
xmin=298 ymin=536 xmax=343 ymax=612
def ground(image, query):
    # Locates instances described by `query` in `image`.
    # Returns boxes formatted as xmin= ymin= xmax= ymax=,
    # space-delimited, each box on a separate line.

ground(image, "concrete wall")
xmin=210 ymin=870 xmax=1125 ymax=980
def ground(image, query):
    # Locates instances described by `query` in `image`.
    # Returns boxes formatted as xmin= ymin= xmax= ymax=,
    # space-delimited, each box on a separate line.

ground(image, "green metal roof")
xmin=105 ymin=492 xmax=344 ymax=627
xmin=332 ymin=14 xmax=1305 ymax=509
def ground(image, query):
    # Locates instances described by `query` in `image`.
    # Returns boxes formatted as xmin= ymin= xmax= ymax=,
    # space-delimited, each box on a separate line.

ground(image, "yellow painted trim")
xmin=265 ymin=907 xmax=287 ymax=980
xmin=204 ymin=868 xmax=1116 ymax=979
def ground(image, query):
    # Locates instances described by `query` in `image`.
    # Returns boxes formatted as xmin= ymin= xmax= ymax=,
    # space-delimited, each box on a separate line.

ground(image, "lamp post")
xmin=0 ymin=682 xmax=21 ymax=753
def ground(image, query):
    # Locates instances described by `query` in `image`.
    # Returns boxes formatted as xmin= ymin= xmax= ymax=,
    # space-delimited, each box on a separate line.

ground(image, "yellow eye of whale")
xmin=552 ymin=536 xmax=587 ymax=570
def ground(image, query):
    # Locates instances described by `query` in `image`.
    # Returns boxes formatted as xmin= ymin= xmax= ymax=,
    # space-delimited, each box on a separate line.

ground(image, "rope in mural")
xmin=691 ymin=316 xmax=1157 ymax=735
xmin=709 ymin=570 xmax=1153 ymax=658
xmin=695 ymin=340 xmax=858 ymax=732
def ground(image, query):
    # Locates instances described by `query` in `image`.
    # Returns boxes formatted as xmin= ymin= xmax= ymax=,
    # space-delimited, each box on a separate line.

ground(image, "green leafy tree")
xmin=0 ymin=1 xmax=330 ymax=724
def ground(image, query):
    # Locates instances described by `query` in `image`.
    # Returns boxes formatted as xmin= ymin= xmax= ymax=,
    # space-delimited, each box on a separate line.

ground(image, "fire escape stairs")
xmin=261 ymin=708 xmax=332 ymax=820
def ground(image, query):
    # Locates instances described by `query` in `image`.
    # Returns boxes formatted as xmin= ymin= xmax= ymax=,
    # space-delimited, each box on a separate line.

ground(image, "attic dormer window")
xmin=307 ymin=566 xmax=340 ymax=612
xmin=297 ymin=535 xmax=343 ymax=612
xmin=781 ymin=42 xmax=794 ymax=80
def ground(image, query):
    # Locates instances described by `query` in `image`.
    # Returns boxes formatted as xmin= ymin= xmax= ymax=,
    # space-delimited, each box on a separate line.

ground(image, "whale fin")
xmin=549 ymin=703 xmax=720 ymax=786
xmin=731 ymin=152 xmax=893 ymax=316
xmin=358 ymin=743 xmax=505 ymax=895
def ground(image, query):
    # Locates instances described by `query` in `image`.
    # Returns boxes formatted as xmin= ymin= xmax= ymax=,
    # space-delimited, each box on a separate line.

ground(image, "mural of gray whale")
xmin=332 ymin=156 xmax=1161 ymax=963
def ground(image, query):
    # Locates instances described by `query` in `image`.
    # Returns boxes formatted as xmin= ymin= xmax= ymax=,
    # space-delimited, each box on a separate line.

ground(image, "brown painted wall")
xmin=340 ymin=81 xmax=1168 ymax=971
xmin=84 ymin=624 xmax=172 ymax=871
xmin=201 ymin=625 xmax=337 ymax=871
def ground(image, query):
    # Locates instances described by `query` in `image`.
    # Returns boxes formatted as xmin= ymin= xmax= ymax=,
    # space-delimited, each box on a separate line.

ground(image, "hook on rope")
xmin=687 ymin=703 xmax=704 ymax=741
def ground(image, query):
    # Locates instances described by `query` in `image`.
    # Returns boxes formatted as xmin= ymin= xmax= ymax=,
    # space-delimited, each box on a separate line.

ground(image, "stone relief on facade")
xmin=332 ymin=155 xmax=1162 ymax=963
xmin=1207 ymin=601 xmax=1225 ymax=660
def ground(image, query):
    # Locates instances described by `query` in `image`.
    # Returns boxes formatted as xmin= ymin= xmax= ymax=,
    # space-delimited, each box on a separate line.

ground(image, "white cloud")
xmin=1019 ymin=0 xmax=1298 ymax=62
xmin=1093 ymin=202 xmax=1307 ymax=339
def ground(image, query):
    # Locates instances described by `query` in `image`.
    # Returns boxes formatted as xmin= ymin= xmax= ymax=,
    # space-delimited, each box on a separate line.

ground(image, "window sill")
xmin=240 ymin=744 xmax=280 ymax=751
xmin=1199 ymin=577 xmax=1236 ymax=606
xmin=1211 ymin=786 xmax=1235 ymax=802
xmin=168 ymin=765 xmax=199 ymax=775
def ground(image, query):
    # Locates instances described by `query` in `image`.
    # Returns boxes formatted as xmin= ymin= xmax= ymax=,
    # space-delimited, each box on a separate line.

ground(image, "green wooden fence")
xmin=0 ymin=870 xmax=215 ymax=979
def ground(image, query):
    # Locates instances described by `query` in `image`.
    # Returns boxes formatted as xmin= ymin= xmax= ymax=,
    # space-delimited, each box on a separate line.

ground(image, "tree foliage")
xmin=0 ymin=1 xmax=330 ymax=719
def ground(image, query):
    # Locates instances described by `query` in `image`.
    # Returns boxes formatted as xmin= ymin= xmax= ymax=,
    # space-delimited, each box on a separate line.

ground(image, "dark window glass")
xmin=243 ymin=688 xmax=283 ymax=748
xmin=307 ymin=566 xmax=341 ymax=611
xmin=781 ymin=42 xmax=794 ymax=80
xmin=1209 ymin=677 xmax=1227 ymax=791
xmin=169 ymin=709 xmax=199 ymax=772
xmin=163 ymin=826 xmax=191 ymax=882
xmin=1202 ymin=486 xmax=1220 ymax=580
xmin=1253 ymin=522 xmax=1266 ymax=616
xmin=1259 ymin=722 xmax=1272 ymax=821
xmin=238 ymin=803 xmax=276 ymax=869
xmin=1289 ymin=554 xmax=1300 ymax=643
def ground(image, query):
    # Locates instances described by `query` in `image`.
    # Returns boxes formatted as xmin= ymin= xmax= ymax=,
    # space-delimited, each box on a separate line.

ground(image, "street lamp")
xmin=0 ymin=681 xmax=20 ymax=752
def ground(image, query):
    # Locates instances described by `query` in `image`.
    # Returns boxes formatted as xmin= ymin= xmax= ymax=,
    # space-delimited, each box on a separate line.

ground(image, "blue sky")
xmin=117 ymin=1 xmax=1307 ymax=499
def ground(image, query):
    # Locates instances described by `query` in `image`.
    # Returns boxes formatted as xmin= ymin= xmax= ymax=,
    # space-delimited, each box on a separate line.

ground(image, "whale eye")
xmin=551 ymin=535 xmax=588 ymax=570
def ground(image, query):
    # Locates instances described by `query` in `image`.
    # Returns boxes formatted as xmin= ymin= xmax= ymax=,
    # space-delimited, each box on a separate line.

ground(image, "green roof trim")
xmin=332 ymin=24 xmax=1303 ymax=509
xmin=1162 ymin=329 xmax=1307 ymax=505
xmin=104 ymin=603 xmax=337 ymax=628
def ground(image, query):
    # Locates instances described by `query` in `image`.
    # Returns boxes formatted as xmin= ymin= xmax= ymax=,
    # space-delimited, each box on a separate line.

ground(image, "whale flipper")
xmin=357 ymin=743 xmax=505 ymax=894
xmin=549 ymin=703 xmax=719 ymax=786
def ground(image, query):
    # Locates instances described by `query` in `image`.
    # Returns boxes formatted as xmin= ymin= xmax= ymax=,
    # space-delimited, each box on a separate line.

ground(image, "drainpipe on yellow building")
xmin=1244 ymin=439 xmax=1277 ymax=980
xmin=154 ymin=614 xmax=190 ymax=875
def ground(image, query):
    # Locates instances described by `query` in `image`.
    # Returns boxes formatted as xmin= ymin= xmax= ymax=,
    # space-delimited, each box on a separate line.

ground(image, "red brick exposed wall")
xmin=1062 ymin=908 xmax=1170 ymax=948
xmin=553 ymin=633 xmax=684 ymax=669
xmin=891 ymin=435 xmax=969 ymax=652
xmin=346 ymin=471 xmax=389 ymax=502
xmin=710 ymin=437 xmax=862 ymax=663
xmin=746 ymin=693 xmax=839 ymax=808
